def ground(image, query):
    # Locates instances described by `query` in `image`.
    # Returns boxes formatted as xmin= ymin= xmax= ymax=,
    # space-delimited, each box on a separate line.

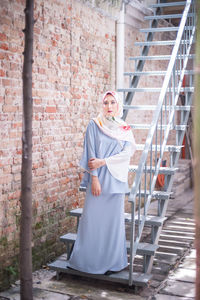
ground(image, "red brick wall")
xmin=0 ymin=0 xmax=116 ymax=289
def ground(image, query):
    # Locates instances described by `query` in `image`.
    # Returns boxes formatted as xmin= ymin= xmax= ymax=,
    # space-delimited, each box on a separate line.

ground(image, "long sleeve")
xmin=80 ymin=121 xmax=98 ymax=177
xmin=104 ymin=142 xmax=134 ymax=182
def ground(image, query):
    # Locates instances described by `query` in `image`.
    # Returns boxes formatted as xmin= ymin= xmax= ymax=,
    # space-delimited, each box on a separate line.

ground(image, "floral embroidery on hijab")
xmin=93 ymin=91 xmax=136 ymax=152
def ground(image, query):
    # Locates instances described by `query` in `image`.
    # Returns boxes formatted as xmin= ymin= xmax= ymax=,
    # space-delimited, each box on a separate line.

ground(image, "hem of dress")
xmin=67 ymin=263 xmax=128 ymax=275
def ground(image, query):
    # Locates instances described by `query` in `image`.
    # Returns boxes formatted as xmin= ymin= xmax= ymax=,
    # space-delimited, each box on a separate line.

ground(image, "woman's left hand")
xmin=88 ymin=158 xmax=105 ymax=171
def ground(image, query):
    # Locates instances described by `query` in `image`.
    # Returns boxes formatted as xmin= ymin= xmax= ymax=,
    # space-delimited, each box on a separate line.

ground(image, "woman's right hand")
xmin=91 ymin=176 xmax=101 ymax=196
xmin=88 ymin=158 xmax=105 ymax=171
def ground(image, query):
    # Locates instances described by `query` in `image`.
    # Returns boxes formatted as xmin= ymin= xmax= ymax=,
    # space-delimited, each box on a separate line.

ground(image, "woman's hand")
xmin=91 ymin=176 xmax=101 ymax=196
xmin=88 ymin=158 xmax=105 ymax=171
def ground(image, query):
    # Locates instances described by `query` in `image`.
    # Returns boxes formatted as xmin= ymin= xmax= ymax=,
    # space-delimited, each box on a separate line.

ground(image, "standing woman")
xmin=68 ymin=91 xmax=136 ymax=275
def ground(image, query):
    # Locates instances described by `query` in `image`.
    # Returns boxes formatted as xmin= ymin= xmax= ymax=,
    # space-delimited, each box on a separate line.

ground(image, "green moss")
xmin=32 ymin=237 xmax=64 ymax=270
xmin=0 ymin=213 xmax=75 ymax=290
xmin=65 ymin=209 xmax=71 ymax=217
xmin=34 ymin=221 xmax=43 ymax=230
xmin=0 ymin=257 xmax=19 ymax=292
xmin=0 ymin=236 xmax=8 ymax=247
xmin=5 ymin=265 xmax=17 ymax=277
xmin=15 ymin=214 xmax=21 ymax=228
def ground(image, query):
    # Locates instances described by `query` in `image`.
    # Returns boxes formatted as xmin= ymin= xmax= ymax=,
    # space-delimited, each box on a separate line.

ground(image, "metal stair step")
xmin=161 ymin=229 xmax=195 ymax=237
xmin=157 ymin=244 xmax=185 ymax=255
xmin=150 ymin=1 xmax=186 ymax=8
xmin=175 ymin=217 xmax=195 ymax=225
xmin=124 ymin=213 xmax=166 ymax=226
xmin=136 ymin=144 xmax=182 ymax=152
xmin=120 ymin=87 xmax=164 ymax=92
xmin=129 ymin=53 xmax=194 ymax=60
xmin=160 ymin=233 xmax=195 ymax=241
xmin=151 ymin=257 xmax=173 ymax=268
xmin=158 ymin=238 xmax=192 ymax=248
xmin=125 ymin=71 xmax=167 ymax=76
xmin=123 ymin=70 xmax=194 ymax=76
xmin=123 ymin=105 xmax=191 ymax=111
xmin=118 ymin=87 xmax=194 ymax=93
xmin=48 ymin=259 xmax=152 ymax=286
xmin=137 ymin=190 xmax=170 ymax=200
xmin=144 ymin=13 xmax=194 ymax=20
xmin=140 ymin=27 xmax=179 ymax=33
xmin=70 ymin=208 xmax=165 ymax=227
xmin=135 ymin=40 xmax=192 ymax=46
xmin=60 ymin=233 xmax=159 ymax=256
xmin=140 ymin=27 xmax=192 ymax=33
xmin=127 ymin=241 xmax=159 ymax=256
xmin=130 ymin=124 xmax=187 ymax=130
xmin=166 ymin=224 xmax=195 ymax=232
xmin=69 ymin=207 xmax=83 ymax=218
xmin=155 ymin=251 xmax=178 ymax=263
xmin=158 ymin=245 xmax=185 ymax=255
xmin=168 ymin=220 xmax=195 ymax=227
xmin=129 ymin=165 xmax=178 ymax=175
xmin=60 ymin=232 xmax=76 ymax=243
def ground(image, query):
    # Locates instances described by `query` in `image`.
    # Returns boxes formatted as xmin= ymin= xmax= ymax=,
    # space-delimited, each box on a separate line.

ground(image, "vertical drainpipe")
xmin=116 ymin=1 xmax=125 ymax=90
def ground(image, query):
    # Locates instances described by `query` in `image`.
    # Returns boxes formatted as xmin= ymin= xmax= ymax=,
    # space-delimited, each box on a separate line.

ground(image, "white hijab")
xmin=93 ymin=91 xmax=135 ymax=151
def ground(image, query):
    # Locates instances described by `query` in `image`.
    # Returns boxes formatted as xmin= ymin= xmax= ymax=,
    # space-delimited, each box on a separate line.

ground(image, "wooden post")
xmin=194 ymin=1 xmax=200 ymax=298
xmin=20 ymin=0 xmax=34 ymax=299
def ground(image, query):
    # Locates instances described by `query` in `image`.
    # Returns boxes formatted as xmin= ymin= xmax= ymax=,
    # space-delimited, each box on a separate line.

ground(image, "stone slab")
xmin=174 ymin=189 xmax=193 ymax=206
xmin=155 ymin=294 xmax=192 ymax=300
xmin=186 ymin=249 xmax=196 ymax=259
xmin=0 ymin=277 xmax=145 ymax=300
xmin=179 ymin=258 xmax=196 ymax=270
xmin=169 ymin=268 xmax=196 ymax=283
xmin=0 ymin=286 xmax=71 ymax=300
xmin=161 ymin=280 xmax=195 ymax=298
xmin=33 ymin=274 xmax=144 ymax=300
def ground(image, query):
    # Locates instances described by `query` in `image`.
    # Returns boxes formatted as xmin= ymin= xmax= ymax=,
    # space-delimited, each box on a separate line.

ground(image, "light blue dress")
xmin=68 ymin=120 xmax=131 ymax=274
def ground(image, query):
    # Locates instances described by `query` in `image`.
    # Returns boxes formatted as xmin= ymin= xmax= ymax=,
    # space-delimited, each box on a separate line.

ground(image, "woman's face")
xmin=103 ymin=94 xmax=118 ymax=117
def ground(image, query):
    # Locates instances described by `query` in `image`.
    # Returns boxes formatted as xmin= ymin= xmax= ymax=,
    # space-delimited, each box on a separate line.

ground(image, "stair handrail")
xmin=128 ymin=0 xmax=195 ymax=286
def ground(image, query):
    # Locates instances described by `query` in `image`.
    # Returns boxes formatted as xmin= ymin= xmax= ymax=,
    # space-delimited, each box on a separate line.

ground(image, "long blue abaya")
xmin=68 ymin=120 xmax=131 ymax=274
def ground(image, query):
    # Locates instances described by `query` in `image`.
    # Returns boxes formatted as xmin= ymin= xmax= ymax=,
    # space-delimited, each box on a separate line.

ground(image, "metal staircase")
xmin=48 ymin=0 xmax=195 ymax=287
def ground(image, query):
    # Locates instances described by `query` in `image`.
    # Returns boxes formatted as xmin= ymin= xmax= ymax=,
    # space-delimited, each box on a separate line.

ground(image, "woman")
xmin=68 ymin=91 xmax=136 ymax=275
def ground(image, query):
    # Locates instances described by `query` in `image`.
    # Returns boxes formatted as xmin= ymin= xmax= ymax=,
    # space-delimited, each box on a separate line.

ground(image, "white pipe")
xmin=116 ymin=2 xmax=125 ymax=90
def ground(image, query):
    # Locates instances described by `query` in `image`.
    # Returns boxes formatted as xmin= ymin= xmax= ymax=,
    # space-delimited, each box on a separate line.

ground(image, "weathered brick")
xmin=0 ymin=175 xmax=13 ymax=185
xmin=0 ymin=33 xmax=7 ymax=41
xmin=0 ymin=69 xmax=6 ymax=77
xmin=45 ymin=106 xmax=57 ymax=113
xmin=2 ymin=105 xmax=18 ymax=113
xmin=0 ymin=43 xmax=9 ymax=51
xmin=2 ymin=79 xmax=11 ymax=86
xmin=12 ymin=122 xmax=22 ymax=129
